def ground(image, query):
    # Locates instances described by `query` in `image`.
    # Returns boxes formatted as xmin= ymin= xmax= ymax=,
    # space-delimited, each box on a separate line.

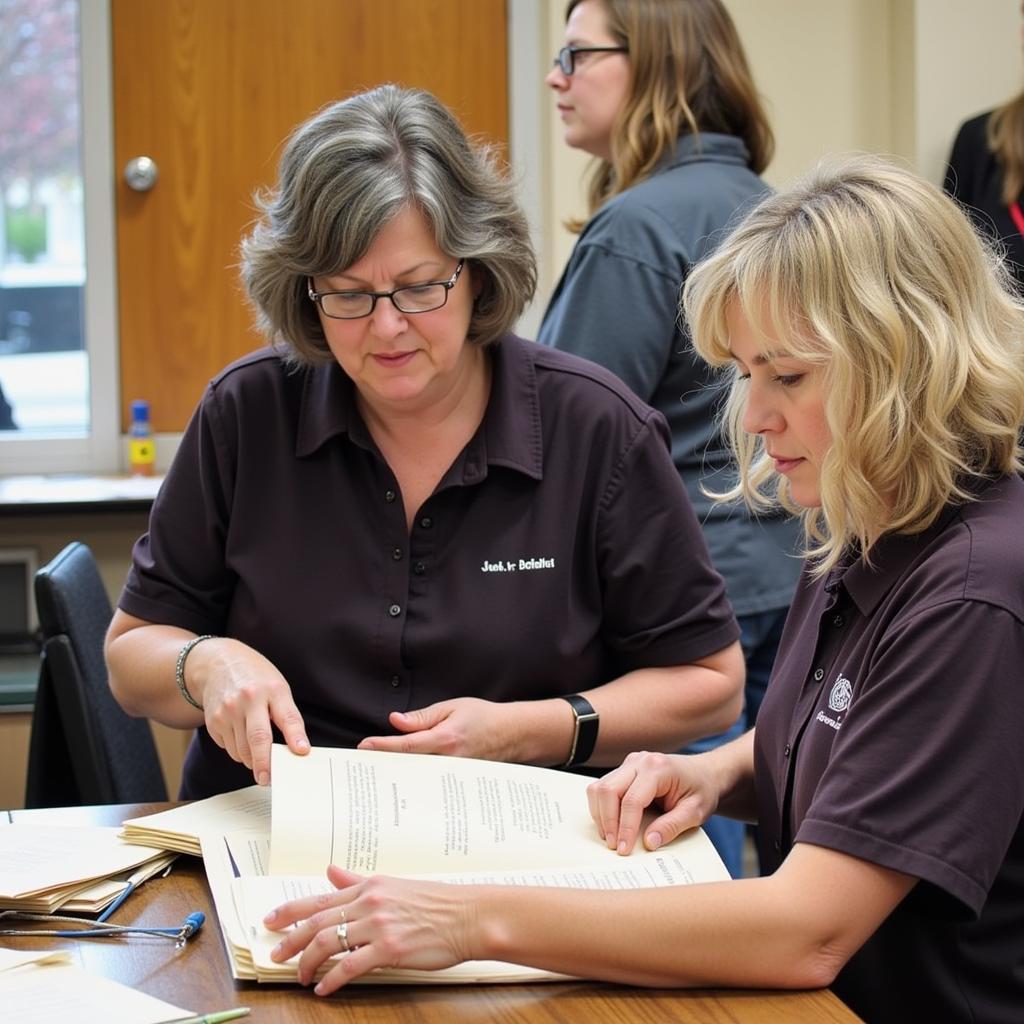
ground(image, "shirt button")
xmin=384 ymin=489 xmax=396 ymax=503
xmin=392 ymin=547 xmax=403 ymax=561
xmin=783 ymin=744 xmax=791 ymax=757
xmin=832 ymin=614 xmax=845 ymax=628
xmin=413 ymin=561 xmax=426 ymax=576
xmin=388 ymin=603 xmax=402 ymax=617
xmin=419 ymin=516 xmax=433 ymax=529
xmin=390 ymin=675 xmax=400 ymax=688
xmin=813 ymin=668 xmax=825 ymax=681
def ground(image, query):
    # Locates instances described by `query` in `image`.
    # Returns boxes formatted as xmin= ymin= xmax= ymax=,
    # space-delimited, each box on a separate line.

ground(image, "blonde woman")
xmin=265 ymin=156 xmax=1024 ymax=1023
xmin=539 ymin=0 xmax=801 ymax=879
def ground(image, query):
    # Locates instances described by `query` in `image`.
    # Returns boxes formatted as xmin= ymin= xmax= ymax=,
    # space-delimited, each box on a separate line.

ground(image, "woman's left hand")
xmin=357 ymin=697 xmax=518 ymax=760
xmin=264 ymin=865 xmax=475 ymax=994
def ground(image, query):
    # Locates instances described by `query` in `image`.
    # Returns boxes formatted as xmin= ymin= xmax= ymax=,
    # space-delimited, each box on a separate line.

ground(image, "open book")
xmin=202 ymin=744 xmax=729 ymax=985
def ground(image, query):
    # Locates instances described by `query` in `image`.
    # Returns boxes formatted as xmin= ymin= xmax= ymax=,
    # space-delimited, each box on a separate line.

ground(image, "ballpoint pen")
xmin=173 ymin=1009 xmax=251 ymax=1024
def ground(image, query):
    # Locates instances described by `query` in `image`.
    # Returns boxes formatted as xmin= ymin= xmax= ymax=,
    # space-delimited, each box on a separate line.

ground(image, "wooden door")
xmin=112 ymin=0 xmax=508 ymax=431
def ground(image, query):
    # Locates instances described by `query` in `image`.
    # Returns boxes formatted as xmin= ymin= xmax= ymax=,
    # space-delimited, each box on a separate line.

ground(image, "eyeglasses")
xmin=308 ymin=259 xmax=465 ymax=320
xmin=553 ymin=45 xmax=628 ymax=76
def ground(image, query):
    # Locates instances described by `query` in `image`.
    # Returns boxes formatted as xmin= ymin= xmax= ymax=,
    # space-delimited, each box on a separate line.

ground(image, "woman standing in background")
xmin=944 ymin=84 xmax=1024 ymax=290
xmin=538 ymin=0 xmax=800 ymax=877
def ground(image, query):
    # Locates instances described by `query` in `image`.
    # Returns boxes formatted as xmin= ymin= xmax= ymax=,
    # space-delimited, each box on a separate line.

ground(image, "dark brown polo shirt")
xmin=120 ymin=335 xmax=738 ymax=798
xmin=755 ymin=474 xmax=1024 ymax=1023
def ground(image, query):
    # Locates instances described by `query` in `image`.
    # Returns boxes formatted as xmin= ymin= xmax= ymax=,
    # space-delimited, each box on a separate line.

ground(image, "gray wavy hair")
xmin=241 ymin=84 xmax=537 ymax=361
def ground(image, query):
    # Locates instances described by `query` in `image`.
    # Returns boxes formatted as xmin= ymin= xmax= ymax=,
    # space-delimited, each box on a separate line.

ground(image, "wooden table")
xmin=2 ymin=803 xmax=861 ymax=1023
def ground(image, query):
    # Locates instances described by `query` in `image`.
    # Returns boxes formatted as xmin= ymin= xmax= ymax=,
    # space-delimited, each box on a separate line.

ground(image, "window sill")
xmin=0 ymin=473 xmax=163 ymax=515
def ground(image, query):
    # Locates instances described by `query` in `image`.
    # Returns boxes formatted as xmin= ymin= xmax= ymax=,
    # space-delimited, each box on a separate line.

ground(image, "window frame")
xmin=1 ymin=0 xmax=121 ymax=475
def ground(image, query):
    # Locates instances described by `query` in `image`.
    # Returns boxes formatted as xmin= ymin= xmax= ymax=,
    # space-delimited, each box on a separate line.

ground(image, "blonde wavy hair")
xmin=565 ymin=0 xmax=772 ymax=231
xmin=683 ymin=154 xmax=1024 ymax=576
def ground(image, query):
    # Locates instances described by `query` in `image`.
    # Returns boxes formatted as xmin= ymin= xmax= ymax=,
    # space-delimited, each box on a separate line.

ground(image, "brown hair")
xmin=988 ymin=91 xmax=1024 ymax=205
xmin=565 ymin=0 xmax=773 ymax=230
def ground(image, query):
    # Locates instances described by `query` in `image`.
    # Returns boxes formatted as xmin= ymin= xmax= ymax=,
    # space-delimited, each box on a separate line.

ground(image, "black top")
xmin=944 ymin=110 xmax=1024 ymax=290
xmin=119 ymin=335 xmax=739 ymax=798
xmin=755 ymin=474 xmax=1024 ymax=1023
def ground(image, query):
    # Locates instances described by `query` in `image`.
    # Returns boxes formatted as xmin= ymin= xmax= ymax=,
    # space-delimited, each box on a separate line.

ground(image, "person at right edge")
xmin=944 ymin=78 xmax=1024 ymax=292
xmin=538 ymin=0 xmax=800 ymax=877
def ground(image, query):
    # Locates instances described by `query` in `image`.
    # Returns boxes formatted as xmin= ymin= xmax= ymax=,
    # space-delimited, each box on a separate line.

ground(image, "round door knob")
xmin=124 ymin=156 xmax=159 ymax=192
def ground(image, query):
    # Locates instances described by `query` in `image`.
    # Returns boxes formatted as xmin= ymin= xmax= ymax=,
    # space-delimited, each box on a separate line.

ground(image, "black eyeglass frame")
xmin=308 ymin=259 xmax=466 ymax=320
xmin=553 ymin=45 xmax=628 ymax=76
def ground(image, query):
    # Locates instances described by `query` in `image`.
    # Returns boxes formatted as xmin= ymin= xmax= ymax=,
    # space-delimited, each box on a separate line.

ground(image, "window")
xmin=0 ymin=0 xmax=118 ymax=474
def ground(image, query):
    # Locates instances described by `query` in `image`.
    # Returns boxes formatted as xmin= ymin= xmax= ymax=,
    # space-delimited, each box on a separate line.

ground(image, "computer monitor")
xmin=0 ymin=547 xmax=39 ymax=653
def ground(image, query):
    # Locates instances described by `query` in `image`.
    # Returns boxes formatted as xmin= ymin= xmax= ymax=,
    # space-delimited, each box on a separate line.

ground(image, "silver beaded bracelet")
xmin=175 ymin=634 xmax=216 ymax=711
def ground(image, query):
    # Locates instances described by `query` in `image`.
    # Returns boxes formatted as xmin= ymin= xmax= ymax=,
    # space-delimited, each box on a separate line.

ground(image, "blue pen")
xmin=96 ymin=879 xmax=137 ymax=922
xmin=97 ymin=859 xmax=174 ymax=922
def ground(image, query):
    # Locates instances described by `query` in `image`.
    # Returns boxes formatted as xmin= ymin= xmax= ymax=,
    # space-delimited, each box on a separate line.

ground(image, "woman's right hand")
xmin=586 ymin=750 xmax=721 ymax=856
xmin=187 ymin=637 xmax=309 ymax=786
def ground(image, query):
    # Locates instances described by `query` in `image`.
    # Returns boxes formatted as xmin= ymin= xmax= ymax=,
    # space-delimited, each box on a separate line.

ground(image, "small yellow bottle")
xmin=129 ymin=398 xmax=156 ymax=476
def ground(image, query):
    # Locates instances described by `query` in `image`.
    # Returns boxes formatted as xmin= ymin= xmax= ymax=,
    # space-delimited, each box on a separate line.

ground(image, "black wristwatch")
xmin=560 ymin=694 xmax=599 ymax=767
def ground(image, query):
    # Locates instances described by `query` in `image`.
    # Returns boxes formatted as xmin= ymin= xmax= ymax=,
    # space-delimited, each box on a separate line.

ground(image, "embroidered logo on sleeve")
xmin=816 ymin=673 xmax=852 ymax=731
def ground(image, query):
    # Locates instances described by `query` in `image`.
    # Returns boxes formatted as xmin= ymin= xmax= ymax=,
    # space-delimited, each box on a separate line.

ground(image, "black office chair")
xmin=24 ymin=541 xmax=168 ymax=807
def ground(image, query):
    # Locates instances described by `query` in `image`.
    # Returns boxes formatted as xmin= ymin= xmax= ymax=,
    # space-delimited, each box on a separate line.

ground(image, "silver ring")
xmin=337 ymin=919 xmax=349 ymax=952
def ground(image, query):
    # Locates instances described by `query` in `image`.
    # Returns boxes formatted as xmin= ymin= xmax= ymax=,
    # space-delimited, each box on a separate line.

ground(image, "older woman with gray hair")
xmin=105 ymin=84 xmax=742 ymax=800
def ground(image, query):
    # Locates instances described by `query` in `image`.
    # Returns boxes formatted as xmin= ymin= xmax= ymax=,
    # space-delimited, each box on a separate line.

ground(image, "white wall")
xmin=912 ymin=0 xmax=1020 ymax=183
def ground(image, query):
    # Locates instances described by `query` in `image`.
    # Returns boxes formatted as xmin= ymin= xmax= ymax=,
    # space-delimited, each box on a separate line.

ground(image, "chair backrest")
xmin=25 ymin=541 xmax=167 ymax=806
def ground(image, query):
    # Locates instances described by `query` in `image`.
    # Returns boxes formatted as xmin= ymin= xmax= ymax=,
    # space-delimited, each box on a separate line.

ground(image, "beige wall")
xmin=541 ymin=0 xmax=1022 ymax=295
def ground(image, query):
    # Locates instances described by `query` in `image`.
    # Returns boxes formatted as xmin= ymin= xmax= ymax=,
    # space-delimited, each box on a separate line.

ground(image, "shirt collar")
xmin=295 ymin=358 xmax=364 ymax=457
xmin=827 ymin=500 xmax=968 ymax=616
xmin=659 ymin=132 xmax=752 ymax=173
xmin=294 ymin=335 xmax=544 ymax=481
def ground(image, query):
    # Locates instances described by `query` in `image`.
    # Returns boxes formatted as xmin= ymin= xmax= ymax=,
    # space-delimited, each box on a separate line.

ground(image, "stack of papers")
xmin=121 ymin=787 xmax=270 ymax=856
xmin=0 ymin=825 xmax=176 ymax=915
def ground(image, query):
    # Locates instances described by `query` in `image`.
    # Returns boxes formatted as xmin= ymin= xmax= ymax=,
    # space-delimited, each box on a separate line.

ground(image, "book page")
xmin=270 ymin=745 xmax=718 ymax=877
xmin=235 ymin=851 xmax=720 ymax=985
xmin=198 ymin=829 xmax=270 ymax=981
xmin=0 ymin=826 xmax=171 ymax=899
xmin=0 ymin=960 xmax=195 ymax=1024
xmin=234 ymin=873 xmax=571 ymax=984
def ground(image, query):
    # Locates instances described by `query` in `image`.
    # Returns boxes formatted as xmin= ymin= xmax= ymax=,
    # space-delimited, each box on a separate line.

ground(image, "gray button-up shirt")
xmin=540 ymin=133 xmax=801 ymax=616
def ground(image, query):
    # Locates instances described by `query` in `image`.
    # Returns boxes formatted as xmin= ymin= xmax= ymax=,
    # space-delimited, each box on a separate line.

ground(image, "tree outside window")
xmin=0 ymin=0 xmax=86 ymax=434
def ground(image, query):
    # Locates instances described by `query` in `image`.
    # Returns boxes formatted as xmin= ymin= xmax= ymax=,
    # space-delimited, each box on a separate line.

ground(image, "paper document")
xmin=0 ymin=960 xmax=196 ymax=1024
xmin=0 ymin=825 xmax=177 ymax=913
xmin=202 ymin=745 xmax=729 ymax=985
xmin=121 ymin=785 xmax=270 ymax=856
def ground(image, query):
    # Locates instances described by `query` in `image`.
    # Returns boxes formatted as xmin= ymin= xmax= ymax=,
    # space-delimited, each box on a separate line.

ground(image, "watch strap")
xmin=560 ymin=694 xmax=599 ymax=767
